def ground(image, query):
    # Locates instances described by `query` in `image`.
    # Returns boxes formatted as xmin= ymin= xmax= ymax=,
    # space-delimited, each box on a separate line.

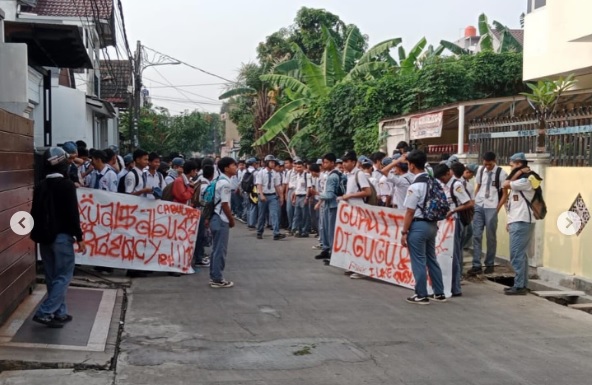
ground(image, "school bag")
xmin=413 ymin=174 xmax=450 ymax=221
xmin=330 ymin=170 xmax=347 ymax=197
xmin=118 ymin=169 xmax=139 ymax=193
xmin=478 ymin=166 xmax=503 ymax=201
xmin=450 ymin=179 xmax=475 ymax=226
xmin=241 ymin=171 xmax=255 ymax=194
xmin=519 ymin=173 xmax=547 ymax=220
xmin=201 ymin=177 xmax=221 ymax=221
xmin=191 ymin=180 xmax=209 ymax=208
xmin=355 ymin=171 xmax=380 ymax=206
xmin=161 ymin=180 xmax=175 ymax=201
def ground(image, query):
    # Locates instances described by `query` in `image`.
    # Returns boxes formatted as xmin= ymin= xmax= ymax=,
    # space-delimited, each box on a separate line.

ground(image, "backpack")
xmin=201 ymin=177 xmax=221 ymax=221
xmin=413 ymin=174 xmax=450 ymax=221
xmin=450 ymin=179 xmax=475 ymax=226
xmin=519 ymin=174 xmax=547 ymax=220
xmin=355 ymin=171 xmax=380 ymax=206
xmin=161 ymin=180 xmax=175 ymax=201
xmin=479 ymin=166 xmax=503 ymax=201
xmin=30 ymin=179 xmax=58 ymax=244
xmin=191 ymin=180 xmax=209 ymax=208
xmin=330 ymin=170 xmax=347 ymax=197
xmin=118 ymin=169 xmax=139 ymax=193
xmin=241 ymin=171 xmax=255 ymax=194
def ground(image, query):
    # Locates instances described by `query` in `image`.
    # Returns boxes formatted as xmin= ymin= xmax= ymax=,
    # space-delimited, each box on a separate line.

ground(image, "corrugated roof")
xmin=22 ymin=0 xmax=113 ymax=19
xmin=100 ymin=60 xmax=132 ymax=108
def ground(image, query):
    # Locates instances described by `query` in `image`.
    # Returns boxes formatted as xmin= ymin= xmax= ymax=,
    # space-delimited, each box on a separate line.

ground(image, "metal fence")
xmin=468 ymin=111 xmax=592 ymax=166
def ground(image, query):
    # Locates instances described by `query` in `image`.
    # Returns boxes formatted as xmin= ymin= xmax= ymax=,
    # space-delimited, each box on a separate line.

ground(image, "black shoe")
xmin=504 ymin=287 xmax=528 ymax=296
xmin=430 ymin=294 xmax=448 ymax=303
xmin=452 ymin=293 xmax=463 ymax=297
xmin=33 ymin=315 xmax=64 ymax=328
xmin=257 ymin=234 xmax=263 ymax=239
xmin=54 ymin=314 xmax=73 ymax=323
xmin=323 ymin=259 xmax=330 ymax=265
xmin=273 ymin=235 xmax=285 ymax=241
xmin=484 ymin=266 xmax=495 ymax=275
xmin=296 ymin=233 xmax=309 ymax=238
xmin=168 ymin=272 xmax=182 ymax=277
xmin=466 ymin=267 xmax=483 ymax=276
xmin=315 ymin=251 xmax=330 ymax=260
xmin=406 ymin=295 xmax=430 ymax=305
xmin=503 ymin=286 xmax=512 ymax=292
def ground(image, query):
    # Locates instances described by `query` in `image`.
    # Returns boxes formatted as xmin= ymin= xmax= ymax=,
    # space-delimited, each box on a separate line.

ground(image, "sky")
xmin=118 ymin=0 xmax=527 ymax=115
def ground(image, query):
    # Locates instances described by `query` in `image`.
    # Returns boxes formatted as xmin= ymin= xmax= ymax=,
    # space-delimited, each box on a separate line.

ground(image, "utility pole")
xmin=132 ymin=40 xmax=142 ymax=149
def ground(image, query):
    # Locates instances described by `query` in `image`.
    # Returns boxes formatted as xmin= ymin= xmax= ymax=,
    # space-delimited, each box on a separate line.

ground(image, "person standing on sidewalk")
xmin=469 ymin=152 xmax=508 ymax=275
xmin=313 ymin=153 xmax=341 ymax=260
xmin=502 ymin=153 xmax=538 ymax=295
xmin=291 ymin=159 xmax=312 ymax=238
xmin=209 ymin=157 xmax=237 ymax=288
xmin=400 ymin=150 xmax=446 ymax=305
xmin=30 ymin=147 xmax=87 ymax=328
xmin=256 ymin=155 xmax=284 ymax=240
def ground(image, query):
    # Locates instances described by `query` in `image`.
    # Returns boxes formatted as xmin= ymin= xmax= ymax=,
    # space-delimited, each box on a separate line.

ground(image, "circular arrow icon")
xmin=556 ymin=211 xmax=582 ymax=236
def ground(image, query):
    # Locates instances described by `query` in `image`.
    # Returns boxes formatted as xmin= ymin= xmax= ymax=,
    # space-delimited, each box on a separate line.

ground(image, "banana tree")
xmin=520 ymin=74 xmax=577 ymax=152
xmin=253 ymin=26 xmax=401 ymax=148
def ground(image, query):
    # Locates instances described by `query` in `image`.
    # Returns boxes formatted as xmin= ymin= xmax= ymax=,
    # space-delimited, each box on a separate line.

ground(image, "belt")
xmin=264 ymin=193 xmax=276 ymax=196
xmin=412 ymin=218 xmax=437 ymax=223
xmin=296 ymin=194 xmax=307 ymax=197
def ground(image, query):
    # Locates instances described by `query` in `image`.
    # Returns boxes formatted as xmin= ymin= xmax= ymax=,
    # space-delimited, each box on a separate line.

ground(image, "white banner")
xmin=409 ymin=111 xmax=444 ymax=140
xmin=330 ymin=201 xmax=454 ymax=296
xmin=75 ymin=189 xmax=200 ymax=274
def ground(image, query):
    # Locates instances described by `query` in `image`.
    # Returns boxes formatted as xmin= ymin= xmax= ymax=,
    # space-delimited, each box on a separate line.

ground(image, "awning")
xmin=4 ymin=21 xmax=93 ymax=69
xmin=86 ymin=97 xmax=116 ymax=118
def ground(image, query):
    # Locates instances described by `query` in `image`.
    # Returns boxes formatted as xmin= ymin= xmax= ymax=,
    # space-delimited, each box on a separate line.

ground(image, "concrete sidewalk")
xmin=4 ymin=223 xmax=592 ymax=384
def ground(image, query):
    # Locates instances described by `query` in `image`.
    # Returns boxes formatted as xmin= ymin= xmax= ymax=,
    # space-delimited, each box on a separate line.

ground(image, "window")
xmin=527 ymin=0 xmax=546 ymax=13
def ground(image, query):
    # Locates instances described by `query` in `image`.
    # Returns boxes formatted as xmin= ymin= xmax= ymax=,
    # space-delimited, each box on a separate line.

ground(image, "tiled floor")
xmin=0 ymin=286 xmax=117 ymax=352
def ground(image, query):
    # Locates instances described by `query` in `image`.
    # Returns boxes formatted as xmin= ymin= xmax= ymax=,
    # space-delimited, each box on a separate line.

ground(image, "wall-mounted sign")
xmin=409 ymin=111 xmax=444 ymax=140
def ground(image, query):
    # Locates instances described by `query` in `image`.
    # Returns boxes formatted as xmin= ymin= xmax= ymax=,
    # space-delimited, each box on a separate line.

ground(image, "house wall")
xmin=523 ymin=0 xmax=592 ymax=82
xmin=27 ymin=67 xmax=43 ymax=146
xmin=51 ymin=86 xmax=93 ymax=147
xmin=0 ymin=108 xmax=36 ymax=326
xmin=0 ymin=42 xmax=28 ymax=116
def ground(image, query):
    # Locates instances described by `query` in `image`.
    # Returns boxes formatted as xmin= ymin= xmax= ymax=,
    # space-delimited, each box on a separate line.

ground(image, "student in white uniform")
xmin=434 ymin=163 xmax=473 ymax=298
xmin=125 ymin=149 xmax=153 ymax=197
xmin=87 ymin=150 xmax=118 ymax=192
xmin=340 ymin=151 xmax=371 ymax=206
xmin=469 ymin=152 xmax=509 ymax=276
xmin=291 ymin=159 xmax=312 ymax=237
xmin=256 ymin=155 xmax=284 ymax=240
xmin=400 ymin=150 xmax=446 ymax=305
xmin=144 ymin=152 xmax=165 ymax=200
xmin=502 ymin=152 xmax=539 ymax=295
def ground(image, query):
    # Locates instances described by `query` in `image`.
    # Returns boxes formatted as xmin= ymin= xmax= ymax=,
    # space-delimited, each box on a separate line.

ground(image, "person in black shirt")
xmin=30 ymin=147 xmax=87 ymax=328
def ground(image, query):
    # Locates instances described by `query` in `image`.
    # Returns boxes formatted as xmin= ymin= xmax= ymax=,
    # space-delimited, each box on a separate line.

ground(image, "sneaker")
xmin=430 ymin=294 xmax=448 ymax=303
xmin=237 ymin=218 xmax=246 ymax=224
xmin=406 ymin=295 xmax=430 ymax=305
xmin=344 ymin=271 xmax=354 ymax=276
xmin=210 ymin=280 xmax=234 ymax=288
xmin=504 ymin=287 xmax=527 ymax=296
xmin=451 ymin=293 xmax=463 ymax=297
xmin=296 ymin=233 xmax=309 ymax=238
xmin=315 ymin=251 xmax=330 ymax=260
xmin=195 ymin=261 xmax=210 ymax=267
xmin=202 ymin=257 xmax=210 ymax=264
xmin=323 ymin=259 xmax=331 ymax=265
xmin=54 ymin=314 xmax=73 ymax=323
xmin=248 ymin=226 xmax=256 ymax=231
xmin=466 ymin=267 xmax=483 ymax=276
xmin=32 ymin=315 xmax=64 ymax=328
xmin=349 ymin=273 xmax=365 ymax=279
xmin=273 ymin=235 xmax=285 ymax=241
xmin=483 ymin=266 xmax=495 ymax=275
xmin=257 ymin=234 xmax=263 ymax=239
xmin=292 ymin=231 xmax=300 ymax=237
xmin=312 ymin=244 xmax=323 ymax=250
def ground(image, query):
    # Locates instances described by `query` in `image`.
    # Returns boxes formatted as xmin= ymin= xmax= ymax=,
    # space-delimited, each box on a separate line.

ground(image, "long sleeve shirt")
xmin=172 ymin=174 xmax=194 ymax=205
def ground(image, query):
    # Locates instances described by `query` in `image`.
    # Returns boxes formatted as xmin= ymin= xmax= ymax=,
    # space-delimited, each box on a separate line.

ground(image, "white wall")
xmin=523 ymin=0 xmax=592 ymax=81
xmin=51 ymin=86 xmax=93 ymax=147
xmin=0 ymin=42 xmax=28 ymax=116
xmin=0 ymin=1 xmax=17 ymax=20
xmin=28 ymin=67 xmax=44 ymax=147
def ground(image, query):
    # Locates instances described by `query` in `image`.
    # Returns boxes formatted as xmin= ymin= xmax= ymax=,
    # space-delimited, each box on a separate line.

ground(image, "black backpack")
xmin=241 ymin=171 xmax=255 ymax=194
xmin=329 ymin=170 xmax=347 ymax=197
xmin=30 ymin=179 xmax=58 ymax=244
xmin=450 ymin=179 xmax=475 ymax=226
xmin=519 ymin=173 xmax=547 ymax=220
xmin=117 ymin=169 xmax=139 ymax=193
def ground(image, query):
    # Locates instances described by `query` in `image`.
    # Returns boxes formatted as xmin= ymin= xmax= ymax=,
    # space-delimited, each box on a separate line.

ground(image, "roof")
xmin=22 ymin=0 xmax=113 ymax=19
xmin=100 ymin=60 xmax=132 ymax=108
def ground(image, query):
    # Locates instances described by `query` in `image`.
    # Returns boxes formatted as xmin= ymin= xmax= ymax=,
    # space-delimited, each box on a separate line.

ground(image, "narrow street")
xmin=112 ymin=224 xmax=592 ymax=385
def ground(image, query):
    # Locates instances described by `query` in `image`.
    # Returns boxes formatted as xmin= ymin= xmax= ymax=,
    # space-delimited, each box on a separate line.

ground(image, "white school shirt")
xmin=403 ymin=172 xmax=428 ymax=219
xmin=294 ymin=171 xmax=312 ymax=196
xmin=389 ymin=172 xmax=414 ymax=209
xmin=214 ymin=174 xmax=232 ymax=223
xmin=88 ymin=165 xmax=118 ymax=192
xmin=144 ymin=170 xmax=165 ymax=200
xmin=286 ymin=169 xmax=298 ymax=190
xmin=229 ymin=174 xmax=240 ymax=191
xmin=463 ymin=177 xmax=476 ymax=200
xmin=507 ymin=178 xmax=536 ymax=224
xmin=475 ymin=165 xmax=508 ymax=209
xmin=377 ymin=174 xmax=391 ymax=199
xmin=256 ymin=168 xmax=281 ymax=194
xmin=124 ymin=167 xmax=147 ymax=195
xmin=444 ymin=177 xmax=471 ymax=219
xmin=346 ymin=168 xmax=370 ymax=205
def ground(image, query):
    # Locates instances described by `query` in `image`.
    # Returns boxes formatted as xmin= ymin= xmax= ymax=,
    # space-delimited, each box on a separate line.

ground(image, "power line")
xmin=143 ymin=74 xmax=221 ymax=102
xmin=151 ymin=67 xmax=205 ymax=111
xmin=148 ymin=82 xmax=230 ymax=88
xmin=142 ymin=45 xmax=239 ymax=85
xmin=150 ymin=96 xmax=222 ymax=106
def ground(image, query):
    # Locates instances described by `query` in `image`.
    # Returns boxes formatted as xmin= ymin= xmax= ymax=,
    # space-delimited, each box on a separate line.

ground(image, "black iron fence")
xmin=468 ymin=109 xmax=592 ymax=166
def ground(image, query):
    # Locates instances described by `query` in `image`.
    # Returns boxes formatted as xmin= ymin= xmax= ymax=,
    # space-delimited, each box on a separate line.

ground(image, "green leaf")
xmin=398 ymin=46 xmax=407 ymax=61
xmin=274 ymin=59 xmax=300 ymax=77
xmin=439 ymin=40 xmax=470 ymax=55
xmin=358 ymin=37 xmax=402 ymax=65
xmin=218 ymin=87 xmax=256 ymax=100
xmin=342 ymin=26 xmax=365 ymax=72
xmin=400 ymin=37 xmax=427 ymax=74
xmin=321 ymin=28 xmax=346 ymax=87
xmin=344 ymin=62 xmax=390 ymax=81
xmin=260 ymin=74 xmax=311 ymax=98
xmin=478 ymin=13 xmax=494 ymax=51
xmin=253 ymin=99 xmax=309 ymax=146
xmin=292 ymin=44 xmax=330 ymax=98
